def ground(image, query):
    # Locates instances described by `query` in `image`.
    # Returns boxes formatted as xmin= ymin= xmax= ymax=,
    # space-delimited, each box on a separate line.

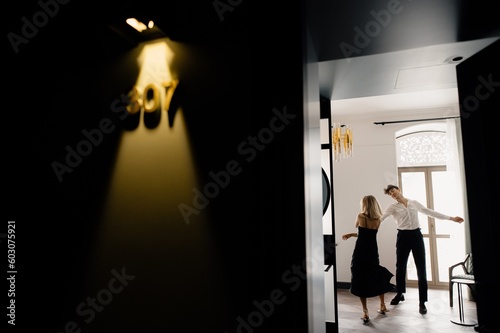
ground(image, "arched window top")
xmin=396 ymin=123 xmax=449 ymax=167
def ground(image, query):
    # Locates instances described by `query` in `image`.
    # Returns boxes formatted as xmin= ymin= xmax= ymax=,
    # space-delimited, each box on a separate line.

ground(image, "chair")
xmin=449 ymin=253 xmax=476 ymax=307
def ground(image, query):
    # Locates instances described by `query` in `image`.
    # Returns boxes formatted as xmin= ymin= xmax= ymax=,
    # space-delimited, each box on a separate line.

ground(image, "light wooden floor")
xmin=337 ymin=287 xmax=478 ymax=333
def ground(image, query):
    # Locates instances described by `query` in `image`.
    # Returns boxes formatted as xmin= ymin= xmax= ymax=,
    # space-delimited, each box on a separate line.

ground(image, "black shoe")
xmin=390 ymin=293 xmax=405 ymax=305
xmin=419 ymin=303 xmax=427 ymax=314
xmin=361 ymin=310 xmax=370 ymax=324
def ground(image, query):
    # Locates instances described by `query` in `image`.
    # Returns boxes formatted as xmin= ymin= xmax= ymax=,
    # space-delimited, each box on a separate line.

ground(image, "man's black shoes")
xmin=390 ymin=293 xmax=405 ymax=305
xmin=390 ymin=293 xmax=427 ymax=313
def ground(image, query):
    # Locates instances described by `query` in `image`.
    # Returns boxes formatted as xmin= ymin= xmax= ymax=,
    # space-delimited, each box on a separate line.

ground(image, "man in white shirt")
xmin=380 ymin=184 xmax=464 ymax=314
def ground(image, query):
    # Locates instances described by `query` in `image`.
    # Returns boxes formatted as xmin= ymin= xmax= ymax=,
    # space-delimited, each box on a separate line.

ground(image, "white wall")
xmin=330 ymin=106 xmax=460 ymax=284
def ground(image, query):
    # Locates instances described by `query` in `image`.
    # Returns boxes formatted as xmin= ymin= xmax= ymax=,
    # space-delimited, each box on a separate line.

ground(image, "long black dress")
xmin=350 ymin=226 xmax=394 ymax=298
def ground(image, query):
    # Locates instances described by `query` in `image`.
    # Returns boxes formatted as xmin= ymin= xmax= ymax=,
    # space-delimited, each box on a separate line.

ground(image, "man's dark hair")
xmin=384 ymin=184 xmax=399 ymax=195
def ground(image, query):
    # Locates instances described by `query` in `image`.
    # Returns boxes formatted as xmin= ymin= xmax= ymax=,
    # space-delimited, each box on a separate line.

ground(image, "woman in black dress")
xmin=342 ymin=195 xmax=394 ymax=323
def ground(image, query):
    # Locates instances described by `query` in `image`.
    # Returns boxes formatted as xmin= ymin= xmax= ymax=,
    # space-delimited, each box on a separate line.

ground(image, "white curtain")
xmin=446 ymin=118 xmax=471 ymax=251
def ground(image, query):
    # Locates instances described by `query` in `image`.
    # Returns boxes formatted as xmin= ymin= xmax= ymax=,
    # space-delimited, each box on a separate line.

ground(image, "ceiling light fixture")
xmin=332 ymin=123 xmax=353 ymax=162
xmin=126 ymin=18 xmax=148 ymax=32
xmin=444 ymin=55 xmax=464 ymax=64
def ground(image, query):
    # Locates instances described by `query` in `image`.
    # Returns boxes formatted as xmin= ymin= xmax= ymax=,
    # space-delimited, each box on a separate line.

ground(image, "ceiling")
xmin=105 ymin=0 xmax=500 ymax=118
xmin=104 ymin=0 xmax=499 ymax=118
xmin=307 ymin=0 xmax=500 ymax=117
xmin=8 ymin=0 xmax=498 ymax=121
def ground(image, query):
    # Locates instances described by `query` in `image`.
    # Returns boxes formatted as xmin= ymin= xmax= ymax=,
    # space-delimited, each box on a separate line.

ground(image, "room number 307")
xmin=126 ymin=80 xmax=179 ymax=114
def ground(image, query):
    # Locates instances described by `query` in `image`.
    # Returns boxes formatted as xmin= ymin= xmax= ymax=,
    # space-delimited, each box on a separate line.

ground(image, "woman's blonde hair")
xmin=360 ymin=195 xmax=383 ymax=219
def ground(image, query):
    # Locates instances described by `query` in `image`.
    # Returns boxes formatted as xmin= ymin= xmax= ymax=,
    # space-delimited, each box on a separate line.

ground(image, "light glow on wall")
xmin=96 ymin=40 xmax=204 ymax=238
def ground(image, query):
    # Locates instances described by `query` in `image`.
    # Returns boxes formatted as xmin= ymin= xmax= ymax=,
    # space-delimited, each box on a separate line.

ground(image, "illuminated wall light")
xmin=148 ymin=21 xmax=155 ymax=29
xmin=126 ymin=18 xmax=148 ymax=32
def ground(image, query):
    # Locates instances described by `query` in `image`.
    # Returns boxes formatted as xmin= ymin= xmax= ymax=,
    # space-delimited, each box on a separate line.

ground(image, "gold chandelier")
xmin=332 ymin=123 xmax=353 ymax=162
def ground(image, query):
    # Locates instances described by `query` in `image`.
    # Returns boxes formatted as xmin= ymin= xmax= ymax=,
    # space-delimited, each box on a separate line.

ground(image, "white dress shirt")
xmin=380 ymin=199 xmax=451 ymax=230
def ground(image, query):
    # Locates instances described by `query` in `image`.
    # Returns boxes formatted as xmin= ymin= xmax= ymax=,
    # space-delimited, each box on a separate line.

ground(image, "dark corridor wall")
xmin=457 ymin=39 xmax=500 ymax=333
xmin=5 ymin=1 xmax=309 ymax=332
